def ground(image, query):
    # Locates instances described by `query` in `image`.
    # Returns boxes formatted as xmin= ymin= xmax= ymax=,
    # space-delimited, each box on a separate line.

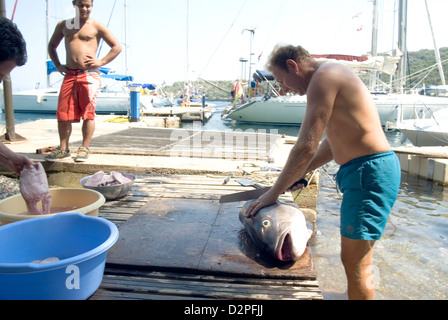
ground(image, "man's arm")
xmin=0 ymin=143 xmax=33 ymax=174
xmin=48 ymin=21 xmax=68 ymax=75
xmin=288 ymin=139 xmax=333 ymax=192
xmin=84 ymin=22 xmax=122 ymax=69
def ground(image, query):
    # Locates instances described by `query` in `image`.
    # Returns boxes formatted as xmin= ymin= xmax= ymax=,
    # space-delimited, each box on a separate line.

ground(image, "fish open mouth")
xmin=276 ymin=232 xmax=296 ymax=262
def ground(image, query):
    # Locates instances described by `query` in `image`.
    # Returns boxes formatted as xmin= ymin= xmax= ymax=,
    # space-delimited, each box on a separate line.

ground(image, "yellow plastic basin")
xmin=0 ymin=188 xmax=106 ymax=226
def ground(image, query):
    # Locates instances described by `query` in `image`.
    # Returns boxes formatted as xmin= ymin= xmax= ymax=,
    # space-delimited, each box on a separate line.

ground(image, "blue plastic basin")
xmin=0 ymin=213 xmax=119 ymax=300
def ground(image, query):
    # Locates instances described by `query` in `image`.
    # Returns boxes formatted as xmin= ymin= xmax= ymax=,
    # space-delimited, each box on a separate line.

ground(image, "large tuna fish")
xmin=239 ymin=201 xmax=312 ymax=262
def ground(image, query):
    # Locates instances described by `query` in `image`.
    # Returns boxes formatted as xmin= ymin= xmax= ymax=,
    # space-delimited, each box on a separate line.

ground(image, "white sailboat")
xmin=223 ymin=80 xmax=448 ymax=127
xmin=12 ymin=85 xmax=131 ymax=115
xmin=391 ymin=108 xmax=448 ymax=146
xmin=222 ymin=0 xmax=448 ymax=127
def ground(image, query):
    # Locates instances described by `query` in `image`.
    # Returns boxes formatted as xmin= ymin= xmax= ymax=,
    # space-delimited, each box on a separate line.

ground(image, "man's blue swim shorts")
xmin=336 ymin=151 xmax=401 ymax=241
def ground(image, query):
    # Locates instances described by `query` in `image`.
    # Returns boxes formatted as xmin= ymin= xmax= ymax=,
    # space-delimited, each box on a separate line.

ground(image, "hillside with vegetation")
xmin=407 ymin=47 xmax=448 ymax=87
xmin=161 ymin=48 xmax=448 ymax=101
xmin=162 ymin=80 xmax=233 ymax=102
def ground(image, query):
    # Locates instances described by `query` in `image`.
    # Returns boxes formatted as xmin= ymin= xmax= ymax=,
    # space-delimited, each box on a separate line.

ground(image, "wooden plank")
xmin=85 ymin=127 xmax=280 ymax=161
xmin=91 ymin=268 xmax=322 ymax=300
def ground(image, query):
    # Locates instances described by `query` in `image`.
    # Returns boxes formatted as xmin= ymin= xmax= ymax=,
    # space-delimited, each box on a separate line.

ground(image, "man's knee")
xmin=340 ymin=237 xmax=375 ymax=268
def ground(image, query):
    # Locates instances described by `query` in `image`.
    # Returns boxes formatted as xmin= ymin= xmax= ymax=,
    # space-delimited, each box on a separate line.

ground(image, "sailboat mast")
xmin=186 ymin=0 xmax=190 ymax=82
xmin=46 ymin=0 xmax=50 ymax=88
xmin=124 ymin=0 xmax=129 ymax=78
xmin=425 ymin=0 xmax=446 ymax=86
xmin=370 ymin=0 xmax=379 ymax=91
xmin=396 ymin=0 xmax=408 ymax=93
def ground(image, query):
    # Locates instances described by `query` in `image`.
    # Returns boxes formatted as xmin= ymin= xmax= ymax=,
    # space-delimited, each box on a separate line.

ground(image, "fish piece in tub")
xmin=83 ymin=171 xmax=105 ymax=187
xmin=32 ymin=257 xmax=60 ymax=264
xmin=19 ymin=162 xmax=52 ymax=215
xmin=239 ymin=201 xmax=312 ymax=262
xmin=83 ymin=171 xmax=132 ymax=187
xmin=110 ymin=171 xmax=132 ymax=185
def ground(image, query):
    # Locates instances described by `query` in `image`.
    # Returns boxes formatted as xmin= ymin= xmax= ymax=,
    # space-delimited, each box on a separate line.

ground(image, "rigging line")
xmin=11 ymin=0 xmax=18 ymax=22
xmin=394 ymin=58 xmax=448 ymax=90
xmin=97 ymin=0 xmax=118 ymax=58
xmin=197 ymin=0 xmax=249 ymax=79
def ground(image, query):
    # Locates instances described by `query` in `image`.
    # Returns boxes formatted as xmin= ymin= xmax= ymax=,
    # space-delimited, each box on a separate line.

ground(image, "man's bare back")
xmin=307 ymin=63 xmax=391 ymax=165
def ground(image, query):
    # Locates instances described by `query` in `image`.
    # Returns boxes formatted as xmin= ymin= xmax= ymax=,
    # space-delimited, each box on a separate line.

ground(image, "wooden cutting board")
xmin=107 ymin=198 xmax=316 ymax=279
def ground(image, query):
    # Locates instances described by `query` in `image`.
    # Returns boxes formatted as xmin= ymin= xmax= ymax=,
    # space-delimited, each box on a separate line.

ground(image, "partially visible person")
xmin=0 ymin=17 xmax=33 ymax=174
xmin=46 ymin=0 xmax=122 ymax=162
xmin=182 ymin=82 xmax=191 ymax=107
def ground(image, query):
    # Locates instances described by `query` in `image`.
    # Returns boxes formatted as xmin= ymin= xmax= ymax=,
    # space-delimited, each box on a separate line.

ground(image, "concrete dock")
xmin=0 ymin=116 xmax=322 ymax=300
xmin=394 ymin=146 xmax=448 ymax=184
xmin=1 ymin=116 xmax=284 ymax=175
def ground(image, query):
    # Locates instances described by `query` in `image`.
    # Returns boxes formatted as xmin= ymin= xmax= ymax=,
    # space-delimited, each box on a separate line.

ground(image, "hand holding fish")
xmin=245 ymin=179 xmax=308 ymax=218
xmin=245 ymin=188 xmax=280 ymax=218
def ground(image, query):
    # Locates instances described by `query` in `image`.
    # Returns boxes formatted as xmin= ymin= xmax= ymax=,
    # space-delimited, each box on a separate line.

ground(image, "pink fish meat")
xmin=32 ymin=257 xmax=60 ymax=264
xmin=84 ymin=171 xmax=132 ymax=187
xmin=83 ymin=171 xmax=105 ymax=187
xmin=19 ymin=162 xmax=52 ymax=215
xmin=110 ymin=171 xmax=132 ymax=185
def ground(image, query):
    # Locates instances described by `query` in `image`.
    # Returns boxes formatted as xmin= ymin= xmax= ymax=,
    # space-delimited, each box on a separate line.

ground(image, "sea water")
xmin=3 ymin=102 xmax=447 ymax=299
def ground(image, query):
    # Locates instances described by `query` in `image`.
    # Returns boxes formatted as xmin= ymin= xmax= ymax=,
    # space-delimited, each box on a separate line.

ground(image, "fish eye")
xmin=262 ymin=219 xmax=271 ymax=229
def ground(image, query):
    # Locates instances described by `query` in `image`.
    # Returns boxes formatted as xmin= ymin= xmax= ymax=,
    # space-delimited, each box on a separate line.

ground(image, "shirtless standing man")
xmin=46 ymin=0 xmax=121 ymax=162
xmin=245 ymin=45 xmax=401 ymax=300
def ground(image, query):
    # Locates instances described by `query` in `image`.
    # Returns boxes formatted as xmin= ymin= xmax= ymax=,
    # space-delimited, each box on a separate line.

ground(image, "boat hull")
xmin=7 ymin=89 xmax=130 ymax=115
xmin=224 ymin=94 xmax=448 ymax=126
xmin=399 ymin=128 xmax=448 ymax=146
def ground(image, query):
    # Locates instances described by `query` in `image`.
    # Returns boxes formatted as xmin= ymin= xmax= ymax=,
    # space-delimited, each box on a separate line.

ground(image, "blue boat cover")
xmin=253 ymin=70 xmax=274 ymax=82
xmin=130 ymin=83 xmax=156 ymax=90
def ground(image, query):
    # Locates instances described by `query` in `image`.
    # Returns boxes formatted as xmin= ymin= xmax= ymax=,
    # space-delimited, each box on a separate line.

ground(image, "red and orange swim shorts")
xmin=57 ymin=68 xmax=101 ymax=123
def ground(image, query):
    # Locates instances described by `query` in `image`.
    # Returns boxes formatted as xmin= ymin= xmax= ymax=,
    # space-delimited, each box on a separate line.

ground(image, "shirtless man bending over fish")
xmin=46 ymin=0 xmax=121 ymax=162
xmin=245 ymin=45 xmax=401 ymax=300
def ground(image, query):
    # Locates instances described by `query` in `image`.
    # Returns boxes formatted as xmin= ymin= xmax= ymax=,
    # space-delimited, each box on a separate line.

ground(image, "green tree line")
xmin=161 ymin=48 xmax=448 ymax=101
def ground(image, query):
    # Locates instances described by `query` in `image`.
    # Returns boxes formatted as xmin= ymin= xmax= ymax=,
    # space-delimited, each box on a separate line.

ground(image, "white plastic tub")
xmin=0 ymin=188 xmax=106 ymax=226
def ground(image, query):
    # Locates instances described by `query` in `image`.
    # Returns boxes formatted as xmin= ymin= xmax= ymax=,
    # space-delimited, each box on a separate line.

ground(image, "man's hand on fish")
xmin=245 ymin=179 xmax=308 ymax=218
xmin=245 ymin=188 xmax=280 ymax=218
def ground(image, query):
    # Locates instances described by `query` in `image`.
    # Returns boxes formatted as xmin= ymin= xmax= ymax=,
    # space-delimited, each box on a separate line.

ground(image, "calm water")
xmin=2 ymin=102 xmax=447 ymax=300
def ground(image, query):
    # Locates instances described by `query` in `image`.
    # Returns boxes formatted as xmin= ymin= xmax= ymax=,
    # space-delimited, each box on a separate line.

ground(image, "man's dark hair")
xmin=266 ymin=45 xmax=311 ymax=72
xmin=72 ymin=0 xmax=94 ymax=4
xmin=0 ymin=17 xmax=27 ymax=66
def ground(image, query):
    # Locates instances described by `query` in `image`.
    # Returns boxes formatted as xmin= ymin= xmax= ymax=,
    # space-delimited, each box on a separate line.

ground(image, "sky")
xmin=5 ymin=0 xmax=448 ymax=91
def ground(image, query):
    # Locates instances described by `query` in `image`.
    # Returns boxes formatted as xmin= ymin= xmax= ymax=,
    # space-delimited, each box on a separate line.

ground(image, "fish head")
xmin=240 ymin=201 xmax=312 ymax=262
